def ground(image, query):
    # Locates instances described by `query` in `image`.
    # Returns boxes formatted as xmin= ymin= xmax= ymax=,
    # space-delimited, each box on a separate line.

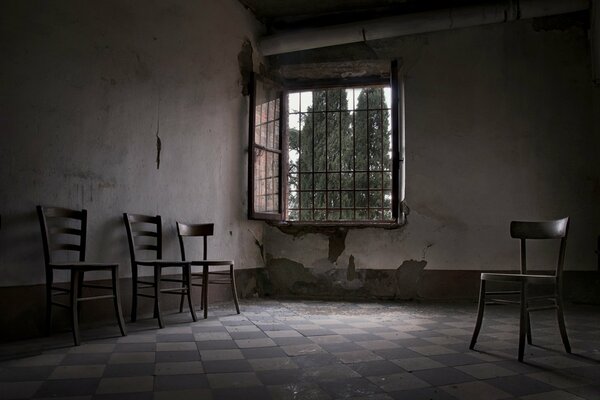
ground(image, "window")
xmin=249 ymin=61 xmax=401 ymax=224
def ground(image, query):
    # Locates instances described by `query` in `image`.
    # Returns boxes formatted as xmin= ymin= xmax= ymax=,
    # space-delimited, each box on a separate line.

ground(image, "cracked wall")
xmin=0 ymin=0 xmax=266 ymax=288
xmin=262 ymin=14 xmax=600 ymax=300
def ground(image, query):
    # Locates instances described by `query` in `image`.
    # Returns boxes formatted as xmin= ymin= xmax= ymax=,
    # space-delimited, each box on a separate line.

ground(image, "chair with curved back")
xmin=123 ymin=213 xmax=196 ymax=328
xmin=176 ymin=222 xmax=239 ymax=319
xmin=37 ymin=206 xmax=127 ymax=345
xmin=470 ymin=217 xmax=571 ymax=361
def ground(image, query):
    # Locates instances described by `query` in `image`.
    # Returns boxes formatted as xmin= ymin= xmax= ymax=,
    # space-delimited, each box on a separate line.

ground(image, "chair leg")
xmin=178 ymin=270 xmax=186 ymax=314
xmin=203 ymin=265 xmax=209 ymax=319
xmin=518 ymin=282 xmax=527 ymax=362
xmin=131 ymin=265 xmax=138 ymax=322
xmin=230 ymin=264 xmax=240 ymax=314
xmin=186 ymin=265 xmax=197 ymax=322
xmin=469 ymin=279 xmax=486 ymax=350
xmin=526 ymin=311 xmax=533 ymax=345
xmin=77 ymin=271 xmax=84 ymax=320
xmin=556 ymin=297 xmax=571 ymax=353
xmin=45 ymin=269 xmax=53 ymax=336
xmin=70 ymin=270 xmax=81 ymax=346
xmin=154 ymin=265 xmax=164 ymax=328
xmin=111 ymin=266 xmax=127 ymax=337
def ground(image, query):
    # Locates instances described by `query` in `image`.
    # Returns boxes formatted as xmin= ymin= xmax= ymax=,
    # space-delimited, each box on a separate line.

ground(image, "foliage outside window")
xmin=249 ymin=63 xmax=399 ymax=225
xmin=287 ymin=87 xmax=393 ymax=222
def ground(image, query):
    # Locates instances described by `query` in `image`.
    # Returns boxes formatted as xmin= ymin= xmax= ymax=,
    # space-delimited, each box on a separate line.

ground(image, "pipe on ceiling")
xmin=258 ymin=0 xmax=590 ymax=56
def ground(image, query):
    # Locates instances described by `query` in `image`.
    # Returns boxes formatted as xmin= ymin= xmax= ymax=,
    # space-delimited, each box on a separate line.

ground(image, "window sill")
xmin=266 ymin=218 xmax=406 ymax=232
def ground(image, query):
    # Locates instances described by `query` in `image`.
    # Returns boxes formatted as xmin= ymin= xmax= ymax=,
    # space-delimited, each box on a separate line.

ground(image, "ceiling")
xmin=237 ymin=0 xmax=491 ymax=30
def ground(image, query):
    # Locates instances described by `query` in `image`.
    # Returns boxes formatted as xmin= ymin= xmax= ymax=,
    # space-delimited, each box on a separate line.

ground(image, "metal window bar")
xmin=287 ymin=86 xmax=392 ymax=222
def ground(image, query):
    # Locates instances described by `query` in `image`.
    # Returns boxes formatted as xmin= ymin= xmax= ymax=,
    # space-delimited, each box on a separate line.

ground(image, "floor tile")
xmin=367 ymin=372 xmax=430 ymax=392
xmin=95 ymin=376 xmax=154 ymax=394
xmin=439 ymin=380 xmax=511 ymax=400
xmin=155 ymin=361 xmax=204 ymax=375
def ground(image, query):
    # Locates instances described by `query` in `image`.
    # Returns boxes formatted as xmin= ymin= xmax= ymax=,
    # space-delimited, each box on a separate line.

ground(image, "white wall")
xmin=0 ymin=0 xmax=265 ymax=286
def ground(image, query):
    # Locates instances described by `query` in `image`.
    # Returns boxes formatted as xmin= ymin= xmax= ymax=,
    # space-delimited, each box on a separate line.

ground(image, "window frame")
xmin=248 ymin=60 xmax=402 ymax=226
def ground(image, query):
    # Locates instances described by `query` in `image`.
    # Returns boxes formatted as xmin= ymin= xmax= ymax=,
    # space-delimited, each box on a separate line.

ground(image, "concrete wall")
xmin=263 ymin=14 xmax=600 ymax=299
xmin=0 ymin=1 xmax=265 ymax=286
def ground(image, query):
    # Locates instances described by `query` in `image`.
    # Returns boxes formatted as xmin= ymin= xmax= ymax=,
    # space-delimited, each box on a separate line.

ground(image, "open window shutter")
xmin=248 ymin=74 xmax=284 ymax=220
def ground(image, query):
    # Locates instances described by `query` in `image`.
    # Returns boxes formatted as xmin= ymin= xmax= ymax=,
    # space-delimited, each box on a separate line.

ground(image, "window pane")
xmin=369 ymin=191 xmax=382 ymax=208
xmin=284 ymin=83 xmax=395 ymax=223
xmin=314 ymin=191 xmax=325 ymax=209
xmin=314 ymin=173 xmax=326 ymax=191
xmin=355 ymin=172 xmax=367 ymax=190
xmin=354 ymin=111 xmax=367 ymax=170
xmin=329 ymin=191 xmax=340 ymax=208
xmin=300 ymin=113 xmax=313 ymax=172
xmin=300 ymin=173 xmax=313 ymax=191
xmin=313 ymin=90 xmax=326 ymax=111
xmin=341 ymin=172 xmax=353 ymax=190
xmin=369 ymin=172 xmax=382 ymax=189
xmin=327 ymin=88 xmax=341 ymax=110
xmin=327 ymin=173 xmax=340 ymax=190
xmin=289 ymin=92 xmax=300 ymax=113
xmin=300 ymin=91 xmax=313 ymax=112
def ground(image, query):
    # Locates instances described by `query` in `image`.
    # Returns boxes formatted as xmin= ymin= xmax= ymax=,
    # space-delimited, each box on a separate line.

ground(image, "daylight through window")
xmin=287 ymin=86 xmax=393 ymax=222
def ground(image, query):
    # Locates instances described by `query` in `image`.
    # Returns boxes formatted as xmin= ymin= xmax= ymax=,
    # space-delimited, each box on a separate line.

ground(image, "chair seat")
xmin=481 ymin=272 xmax=556 ymax=284
xmin=49 ymin=262 xmax=118 ymax=270
xmin=135 ymin=260 xmax=190 ymax=267
xmin=190 ymin=260 xmax=233 ymax=266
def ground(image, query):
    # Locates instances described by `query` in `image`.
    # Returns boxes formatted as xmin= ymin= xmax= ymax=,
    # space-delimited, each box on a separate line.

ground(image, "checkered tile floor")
xmin=1 ymin=300 xmax=599 ymax=399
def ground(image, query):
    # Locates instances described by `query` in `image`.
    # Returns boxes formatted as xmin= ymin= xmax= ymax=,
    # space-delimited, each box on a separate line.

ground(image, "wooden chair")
xmin=123 ymin=213 xmax=196 ymax=328
xmin=176 ymin=222 xmax=240 ymax=319
xmin=37 ymin=206 xmax=127 ymax=345
xmin=470 ymin=217 xmax=571 ymax=361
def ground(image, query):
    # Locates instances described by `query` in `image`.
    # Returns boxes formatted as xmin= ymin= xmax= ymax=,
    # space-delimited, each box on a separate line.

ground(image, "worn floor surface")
xmin=1 ymin=299 xmax=599 ymax=399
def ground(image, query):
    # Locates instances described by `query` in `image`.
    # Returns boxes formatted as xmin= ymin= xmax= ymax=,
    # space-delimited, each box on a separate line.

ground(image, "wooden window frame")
xmin=248 ymin=61 xmax=401 ymax=225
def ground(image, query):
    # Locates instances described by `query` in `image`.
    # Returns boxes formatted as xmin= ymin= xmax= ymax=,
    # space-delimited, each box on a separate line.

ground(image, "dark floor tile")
xmin=254 ymin=323 xmax=290 ymax=331
xmin=429 ymin=353 xmax=484 ymax=366
xmin=61 ymin=353 xmax=111 ymax=365
xmin=372 ymin=347 xmax=421 ymax=360
xmin=486 ymin=374 xmax=555 ymax=396
xmin=566 ymin=384 xmax=600 ymax=400
xmin=241 ymin=347 xmax=288 ymax=359
xmin=320 ymin=342 xmax=364 ymax=353
xmin=195 ymin=340 xmax=238 ymax=350
xmin=192 ymin=325 xmax=227 ymax=333
xmin=156 ymin=334 xmax=195 ymax=342
xmin=0 ymin=366 xmax=54 ymax=382
xmin=35 ymin=378 xmax=99 ymax=397
xmin=272 ymin=337 xmax=313 ymax=346
xmin=114 ymin=343 xmax=156 ymax=352
xmin=155 ymin=351 xmax=200 ymax=362
xmin=213 ymin=386 xmax=272 ymax=400
xmin=319 ymin=377 xmax=382 ymax=398
xmin=349 ymin=360 xmax=405 ymax=377
xmin=257 ymin=369 xmax=305 ymax=385
xmin=389 ymin=387 xmax=459 ymax=400
xmin=393 ymin=337 xmax=436 ymax=347
xmin=229 ymin=331 xmax=268 ymax=340
xmin=102 ymin=363 xmax=155 ymax=377
xmin=342 ymin=333 xmax=381 ymax=342
xmin=154 ymin=374 xmax=209 ymax=391
xmin=293 ymin=353 xmax=338 ymax=368
xmin=412 ymin=367 xmax=474 ymax=386
xmin=202 ymin=360 xmax=253 ymax=373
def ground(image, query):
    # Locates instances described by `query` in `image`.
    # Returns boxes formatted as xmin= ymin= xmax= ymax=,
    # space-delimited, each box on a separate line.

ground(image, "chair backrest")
xmin=37 ymin=206 xmax=87 ymax=265
xmin=176 ymin=222 xmax=214 ymax=261
xmin=510 ymin=217 xmax=569 ymax=276
xmin=123 ymin=213 xmax=162 ymax=262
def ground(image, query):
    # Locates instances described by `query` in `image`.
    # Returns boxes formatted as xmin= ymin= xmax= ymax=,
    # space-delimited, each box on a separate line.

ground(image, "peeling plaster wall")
xmin=264 ymin=15 xmax=600 ymax=298
xmin=0 ymin=0 xmax=265 ymax=288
